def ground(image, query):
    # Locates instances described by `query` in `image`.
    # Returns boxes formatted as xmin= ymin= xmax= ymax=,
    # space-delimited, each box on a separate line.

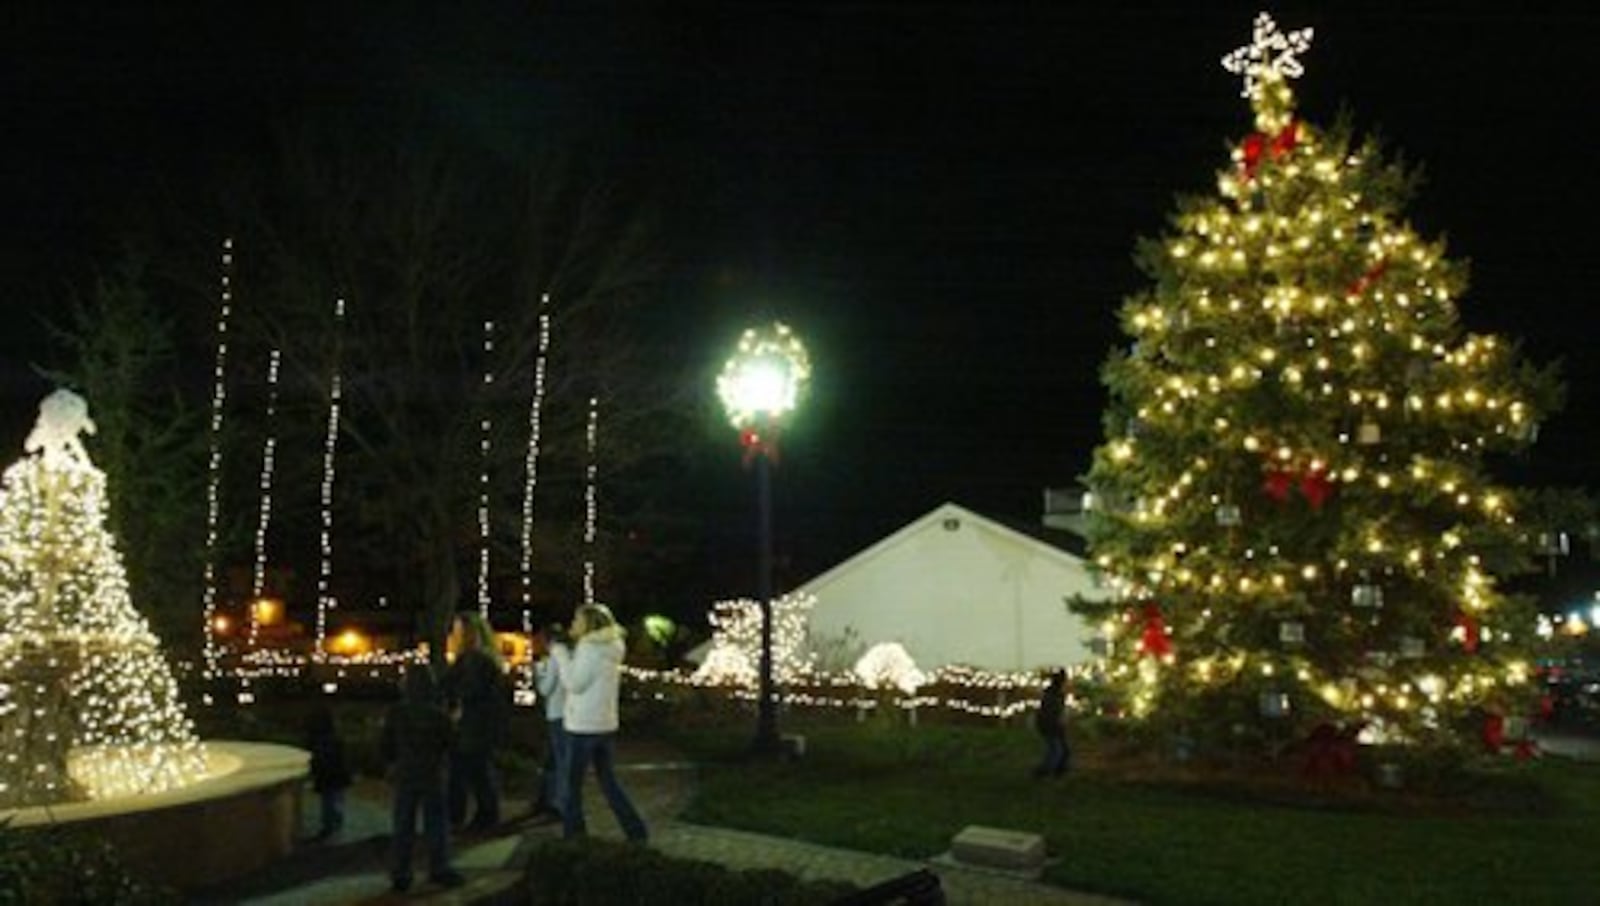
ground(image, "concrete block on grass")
xmin=950 ymin=825 xmax=1044 ymax=871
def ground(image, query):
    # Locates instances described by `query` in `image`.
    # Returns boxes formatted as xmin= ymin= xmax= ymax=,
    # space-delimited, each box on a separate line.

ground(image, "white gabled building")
xmin=799 ymin=501 xmax=1108 ymax=672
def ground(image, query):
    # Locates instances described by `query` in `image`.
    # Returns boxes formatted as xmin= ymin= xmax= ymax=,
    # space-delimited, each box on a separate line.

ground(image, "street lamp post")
xmin=717 ymin=322 xmax=811 ymax=755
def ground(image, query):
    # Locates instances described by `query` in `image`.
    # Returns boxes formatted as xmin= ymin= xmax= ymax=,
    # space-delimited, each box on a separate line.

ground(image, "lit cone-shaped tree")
xmin=1074 ymin=14 xmax=1562 ymax=753
xmin=0 ymin=390 xmax=203 ymax=807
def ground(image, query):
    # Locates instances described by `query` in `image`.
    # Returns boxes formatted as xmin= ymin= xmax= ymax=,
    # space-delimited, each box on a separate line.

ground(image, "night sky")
xmin=5 ymin=2 xmax=1600 ymax=597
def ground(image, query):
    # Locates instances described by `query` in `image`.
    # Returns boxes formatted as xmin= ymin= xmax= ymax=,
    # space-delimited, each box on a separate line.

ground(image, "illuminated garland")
xmin=199 ymin=238 xmax=234 ymax=699
xmin=582 ymin=396 xmax=599 ymax=606
xmin=478 ymin=320 xmax=495 ymax=617
xmin=313 ymin=299 xmax=346 ymax=661
xmin=628 ymin=662 xmax=1079 ymax=723
xmin=241 ymin=348 xmax=282 ymax=705
xmin=517 ymin=295 xmax=552 ymax=701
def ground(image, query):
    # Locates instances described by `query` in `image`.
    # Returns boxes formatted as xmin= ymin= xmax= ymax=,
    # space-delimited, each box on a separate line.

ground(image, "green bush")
xmin=510 ymin=837 xmax=856 ymax=905
xmin=0 ymin=821 xmax=176 ymax=905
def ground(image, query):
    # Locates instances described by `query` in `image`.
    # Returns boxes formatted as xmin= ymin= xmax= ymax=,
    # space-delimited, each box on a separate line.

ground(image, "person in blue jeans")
xmin=551 ymin=603 xmax=648 ymax=842
xmin=381 ymin=665 xmax=465 ymax=892
xmin=533 ymin=623 xmax=570 ymax=821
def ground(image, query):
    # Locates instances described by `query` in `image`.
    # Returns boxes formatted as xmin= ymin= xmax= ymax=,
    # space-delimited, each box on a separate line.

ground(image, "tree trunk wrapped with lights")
xmin=0 ymin=391 xmax=204 ymax=807
xmin=1072 ymin=15 xmax=1562 ymax=753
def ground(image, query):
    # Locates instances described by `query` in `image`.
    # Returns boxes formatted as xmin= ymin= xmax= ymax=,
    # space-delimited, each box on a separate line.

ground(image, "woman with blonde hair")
xmin=443 ymin=610 xmax=509 ymax=830
xmin=551 ymin=603 xmax=648 ymax=842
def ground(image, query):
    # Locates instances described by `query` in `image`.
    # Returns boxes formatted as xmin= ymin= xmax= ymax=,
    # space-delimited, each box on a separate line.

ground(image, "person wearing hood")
xmin=442 ymin=610 xmax=509 ymax=830
xmin=550 ymin=602 xmax=648 ymax=843
xmin=381 ymin=664 xmax=464 ymax=892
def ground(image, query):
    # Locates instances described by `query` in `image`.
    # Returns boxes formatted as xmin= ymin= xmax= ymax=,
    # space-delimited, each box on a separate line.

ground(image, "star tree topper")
xmin=1221 ymin=11 xmax=1314 ymax=99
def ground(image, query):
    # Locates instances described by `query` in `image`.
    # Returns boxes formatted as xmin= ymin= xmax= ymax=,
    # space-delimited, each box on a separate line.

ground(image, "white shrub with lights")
xmin=692 ymin=592 xmax=818 ymax=688
xmin=853 ymin=642 xmax=927 ymax=695
xmin=0 ymin=390 xmax=205 ymax=807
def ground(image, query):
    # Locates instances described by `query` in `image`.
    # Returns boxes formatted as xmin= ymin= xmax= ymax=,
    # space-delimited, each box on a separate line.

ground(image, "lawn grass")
xmin=653 ymin=711 xmax=1600 ymax=905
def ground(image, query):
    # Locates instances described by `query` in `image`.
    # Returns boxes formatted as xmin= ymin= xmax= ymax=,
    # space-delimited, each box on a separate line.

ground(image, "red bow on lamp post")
xmin=1240 ymin=120 xmax=1299 ymax=180
xmin=1138 ymin=604 xmax=1173 ymax=659
xmin=739 ymin=427 xmax=781 ymax=467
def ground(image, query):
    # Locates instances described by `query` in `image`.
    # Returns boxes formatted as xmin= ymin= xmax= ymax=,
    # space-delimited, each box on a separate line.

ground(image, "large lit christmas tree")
xmin=0 ymin=390 xmax=204 ymax=807
xmin=1075 ymin=14 xmax=1562 ymax=751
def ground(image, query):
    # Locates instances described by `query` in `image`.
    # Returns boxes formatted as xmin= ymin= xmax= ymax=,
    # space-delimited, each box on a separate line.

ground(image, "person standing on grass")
xmin=533 ymin=622 xmax=570 ymax=821
xmin=1033 ymin=669 xmax=1071 ymax=779
xmin=551 ymin=603 xmax=648 ymax=843
xmin=381 ymin=665 xmax=465 ymax=893
xmin=443 ymin=610 xmax=510 ymax=830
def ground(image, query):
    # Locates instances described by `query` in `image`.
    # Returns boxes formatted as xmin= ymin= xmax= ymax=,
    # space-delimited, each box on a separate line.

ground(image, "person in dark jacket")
xmin=443 ymin=610 xmax=509 ymax=830
xmin=382 ymin=665 xmax=465 ymax=892
xmin=304 ymin=703 xmax=353 ymax=841
xmin=1032 ymin=669 xmax=1070 ymax=779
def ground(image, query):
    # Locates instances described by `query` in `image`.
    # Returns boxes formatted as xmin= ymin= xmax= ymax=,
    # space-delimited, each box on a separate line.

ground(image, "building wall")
xmin=803 ymin=507 xmax=1106 ymax=672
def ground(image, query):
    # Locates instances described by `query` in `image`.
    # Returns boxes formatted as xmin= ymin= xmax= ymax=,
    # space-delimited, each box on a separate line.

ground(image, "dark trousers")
xmin=1035 ymin=727 xmax=1069 ymax=777
xmin=318 ymin=788 xmax=346 ymax=834
xmin=391 ymin=784 xmax=450 ymax=884
xmin=563 ymin=731 xmax=647 ymax=841
xmin=448 ymin=748 xmax=500 ymax=826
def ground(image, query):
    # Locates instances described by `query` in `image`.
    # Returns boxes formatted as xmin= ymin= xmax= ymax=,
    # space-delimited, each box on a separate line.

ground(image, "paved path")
xmin=205 ymin=739 xmax=1128 ymax=906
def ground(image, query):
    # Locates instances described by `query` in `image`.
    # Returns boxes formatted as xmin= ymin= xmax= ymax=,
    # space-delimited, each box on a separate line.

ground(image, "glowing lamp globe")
xmin=717 ymin=322 xmax=811 ymax=431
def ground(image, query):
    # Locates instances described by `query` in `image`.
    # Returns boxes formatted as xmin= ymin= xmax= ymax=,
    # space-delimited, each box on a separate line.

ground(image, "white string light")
xmin=0 ymin=402 xmax=207 ymax=804
xmin=1221 ymin=11 xmax=1314 ymax=99
xmin=199 ymin=238 xmax=233 ymax=701
xmin=518 ymin=295 xmax=552 ymax=697
xmin=242 ymin=348 xmax=281 ymax=704
xmin=314 ymin=299 xmax=346 ymax=662
xmin=478 ymin=320 xmax=495 ymax=618
xmin=582 ymin=395 xmax=599 ymax=606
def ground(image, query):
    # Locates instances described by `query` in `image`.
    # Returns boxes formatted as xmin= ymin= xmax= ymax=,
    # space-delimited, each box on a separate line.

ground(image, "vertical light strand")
xmin=241 ymin=348 xmax=281 ymax=705
xmin=199 ymin=237 xmax=234 ymax=702
xmin=518 ymin=296 xmax=552 ymax=699
xmin=478 ymin=320 xmax=495 ymax=618
xmin=314 ymin=298 xmax=346 ymax=664
xmin=583 ymin=395 xmax=600 ymax=606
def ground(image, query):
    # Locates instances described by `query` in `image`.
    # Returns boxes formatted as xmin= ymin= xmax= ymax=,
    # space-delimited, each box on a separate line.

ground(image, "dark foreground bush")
xmin=0 ymin=820 xmax=176 ymax=905
xmin=504 ymin=837 xmax=858 ymax=905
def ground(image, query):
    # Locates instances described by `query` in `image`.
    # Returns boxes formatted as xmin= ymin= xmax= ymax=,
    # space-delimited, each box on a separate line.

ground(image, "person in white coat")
xmin=550 ymin=603 xmax=648 ymax=842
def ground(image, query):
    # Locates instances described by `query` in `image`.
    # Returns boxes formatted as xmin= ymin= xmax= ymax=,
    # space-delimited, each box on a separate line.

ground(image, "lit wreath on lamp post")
xmin=717 ymin=321 xmax=811 ymax=755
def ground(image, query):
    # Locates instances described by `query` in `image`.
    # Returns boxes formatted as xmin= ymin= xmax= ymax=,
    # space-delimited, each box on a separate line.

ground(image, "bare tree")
xmin=216 ymin=115 xmax=693 ymax=663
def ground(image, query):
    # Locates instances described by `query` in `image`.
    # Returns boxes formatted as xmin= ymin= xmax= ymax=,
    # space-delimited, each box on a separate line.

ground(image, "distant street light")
xmin=717 ymin=322 xmax=811 ymax=755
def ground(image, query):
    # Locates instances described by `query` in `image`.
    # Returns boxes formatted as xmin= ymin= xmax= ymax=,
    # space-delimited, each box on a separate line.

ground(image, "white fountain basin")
xmin=0 ymin=740 xmax=309 ymax=890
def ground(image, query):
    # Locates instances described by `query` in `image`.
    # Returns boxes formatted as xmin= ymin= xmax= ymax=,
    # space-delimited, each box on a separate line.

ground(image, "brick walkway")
xmin=207 ymin=738 xmax=1130 ymax=906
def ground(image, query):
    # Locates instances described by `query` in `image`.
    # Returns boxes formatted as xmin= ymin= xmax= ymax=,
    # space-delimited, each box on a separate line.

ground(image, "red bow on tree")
xmin=1262 ymin=468 xmax=1295 ymax=503
xmin=1481 ymin=712 xmax=1505 ymax=752
xmin=1299 ymin=469 xmax=1333 ymax=511
xmin=1241 ymin=120 xmax=1299 ymax=180
xmin=1456 ymin=612 xmax=1480 ymax=654
xmin=1347 ymin=259 xmax=1389 ymax=298
xmin=1138 ymin=604 xmax=1173 ymax=659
